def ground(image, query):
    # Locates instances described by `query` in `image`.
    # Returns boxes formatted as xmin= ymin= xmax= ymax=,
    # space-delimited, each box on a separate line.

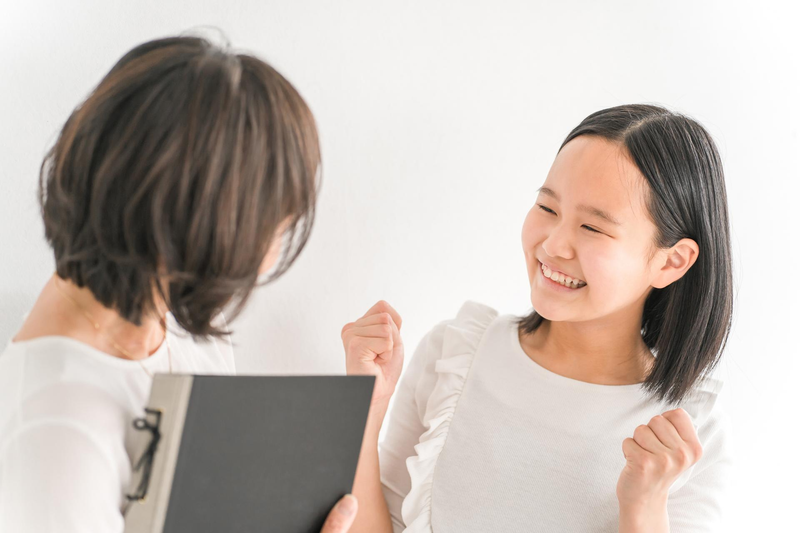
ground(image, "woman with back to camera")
xmin=342 ymin=104 xmax=737 ymax=532
xmin=0 ymin=34 xmax=405 ymax=532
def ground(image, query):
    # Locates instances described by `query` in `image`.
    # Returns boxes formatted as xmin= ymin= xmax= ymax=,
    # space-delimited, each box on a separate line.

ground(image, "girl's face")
xmin=521 ymin=135 xmax=665 ymax=322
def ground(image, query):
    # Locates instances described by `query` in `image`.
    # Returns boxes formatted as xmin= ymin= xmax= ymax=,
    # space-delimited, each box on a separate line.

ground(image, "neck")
xmin=520 ymin=302 xmax=655 ymax=386
xmin=50 ymin=273 xmax=167 ymax=360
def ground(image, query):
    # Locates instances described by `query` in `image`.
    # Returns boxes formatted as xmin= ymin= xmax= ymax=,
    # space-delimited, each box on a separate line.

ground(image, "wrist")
xmin=620 ymin=492 xmax=668 ymax=512
xmin=362 ymin=403 xmax=388 ymax=442
xmin=618 ymin=494 xmax=669 ymax=533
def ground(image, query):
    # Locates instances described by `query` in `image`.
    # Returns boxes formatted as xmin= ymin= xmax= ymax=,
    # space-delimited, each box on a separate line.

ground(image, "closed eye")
xmin=537 ymin=204 xmax=602 ymax=234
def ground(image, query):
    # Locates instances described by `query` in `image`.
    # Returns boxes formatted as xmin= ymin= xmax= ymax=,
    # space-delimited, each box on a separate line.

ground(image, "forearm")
xmin=349 ymin=404 xmax=393 ymax=533
xmin=618 ymin=495 xmax=669 ymax=533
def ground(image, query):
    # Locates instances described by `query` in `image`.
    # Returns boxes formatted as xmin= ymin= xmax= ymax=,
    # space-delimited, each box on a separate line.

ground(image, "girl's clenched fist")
xmin=341 ymin=300 xmax=404 ymax=409
xmin=616 ymin=408 xmax=703 ymax=508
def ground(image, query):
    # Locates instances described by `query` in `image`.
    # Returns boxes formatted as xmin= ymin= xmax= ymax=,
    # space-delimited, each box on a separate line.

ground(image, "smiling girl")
xmin=342 ymin=104 xmax=736 ymax=533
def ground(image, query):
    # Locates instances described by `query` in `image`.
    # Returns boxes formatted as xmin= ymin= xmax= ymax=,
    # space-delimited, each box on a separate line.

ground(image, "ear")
xmin=651 ymin=238 xmax=699 ymax=289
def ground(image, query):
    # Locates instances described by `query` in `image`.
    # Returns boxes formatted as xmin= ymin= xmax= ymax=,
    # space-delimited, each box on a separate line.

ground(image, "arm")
xmin=619 ymin=497 xmax=670 ymax=533
xmin=349 ymin=403 xmax=393 ymax=533
xmin=341 ymin=301 xmax=405 ymax=533
xmin=360 ymin=319 xmax=451 ymax=532
xmin=343 ymin=302 xmax=450 ymax=533
xmin=0 ymin=422 xmax=125 ymax=533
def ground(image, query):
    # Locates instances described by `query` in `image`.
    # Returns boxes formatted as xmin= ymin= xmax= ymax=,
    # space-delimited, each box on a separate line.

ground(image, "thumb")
xmin=320 ymin=494 xmax=358 ymax=533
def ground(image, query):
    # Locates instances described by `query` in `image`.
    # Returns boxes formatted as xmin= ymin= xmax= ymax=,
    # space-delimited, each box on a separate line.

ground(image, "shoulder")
xmin=677 ymin=375 xmax=730 ymax=441
xmin=209 ymin=310 xmax=236 ymax=372
xmin=416 ymin=300 xmax=500 ymax=355
xmin=0 ymin=341 xmax=139 ymax=461
xmin=167 ymin=310 xmax=236 ymax=374
xmin=0 ymin=417 xmax=127 ymax=531
xmin=407 ymin=300 xmax=500 ymax=375
xmin=668 ymin=376 xmax=736 ymax=496
xmin=401 ymin=300 xmax=500 ymax=412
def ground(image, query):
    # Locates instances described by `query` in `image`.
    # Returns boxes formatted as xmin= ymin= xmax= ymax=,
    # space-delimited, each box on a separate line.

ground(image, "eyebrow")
xmin=537 ymin=187 xmax=623 ymax=226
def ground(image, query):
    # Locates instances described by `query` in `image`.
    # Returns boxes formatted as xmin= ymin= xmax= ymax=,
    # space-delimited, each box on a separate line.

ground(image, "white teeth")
xmin=540 ymin=262 xmax=585 ymax=288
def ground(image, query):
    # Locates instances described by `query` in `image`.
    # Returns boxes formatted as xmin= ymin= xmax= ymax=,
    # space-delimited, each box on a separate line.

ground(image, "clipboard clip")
xmin=126 ymin=407 xmax=163 ymax=503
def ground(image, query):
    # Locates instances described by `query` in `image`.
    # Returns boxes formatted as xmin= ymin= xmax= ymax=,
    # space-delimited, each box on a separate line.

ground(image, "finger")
xmin=632 ymin=424 xmax=668 ymax=455
xmin=347 ymin=324 xmax=394 ymax=340
xmin=622 ymin=437 xmax=646 ymax=461
xmin=342 ymin=313 xmax=395 ymax=338
xmin=352 ymin=312 xmax=397 ymax=330
xmin=662 ymin=409 xmax=703 ymax=456
xmin=320 ymin=495 xmax=358 ymax=533
xmin=647 ymin=414 xmax=684 ymax=450
xmin=361 ymin=300 xmax=403 ymax=329
xmin=661 ymin=409 xmax=697 ymax=442
xmin=347 ymin=335 xmax=393 ymax=360
xmin=343 ymin=316 xmax=396 ymax=343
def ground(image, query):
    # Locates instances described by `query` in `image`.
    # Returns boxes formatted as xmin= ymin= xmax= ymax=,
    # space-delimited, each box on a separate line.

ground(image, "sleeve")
xmin=0 ymin=421 xmax=125 ymax=533
xmin=666 ymin=407 xmax=736 ymax=532
xmin=378 ymin=318 xmax=454 ymax=533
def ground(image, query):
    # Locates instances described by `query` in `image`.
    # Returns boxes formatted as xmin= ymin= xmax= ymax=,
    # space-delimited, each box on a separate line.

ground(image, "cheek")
xmin=587 ymin=250 xmax=646 ymax=297
xmin=520 ymin=208 xmax=540 ymax=253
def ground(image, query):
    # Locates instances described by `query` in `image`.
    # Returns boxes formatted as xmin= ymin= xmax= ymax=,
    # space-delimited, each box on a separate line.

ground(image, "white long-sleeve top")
xmin=379 ymin=301 xmax=735 ymax=533
xmin=0 ymin=311 xmax=235 ymax=532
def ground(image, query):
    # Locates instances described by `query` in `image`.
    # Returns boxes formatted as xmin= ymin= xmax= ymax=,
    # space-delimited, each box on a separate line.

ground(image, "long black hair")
xmin=518 ymin=104 xmax=734 ymax=405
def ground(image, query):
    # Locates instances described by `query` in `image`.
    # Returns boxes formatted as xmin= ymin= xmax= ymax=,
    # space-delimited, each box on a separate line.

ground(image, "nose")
xmin=541 ymin=222 xmax=576 ymax=260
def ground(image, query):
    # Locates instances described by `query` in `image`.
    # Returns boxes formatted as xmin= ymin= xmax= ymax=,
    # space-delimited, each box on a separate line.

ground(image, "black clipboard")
xmin=124 ymin=374 xmax=375 ymax=533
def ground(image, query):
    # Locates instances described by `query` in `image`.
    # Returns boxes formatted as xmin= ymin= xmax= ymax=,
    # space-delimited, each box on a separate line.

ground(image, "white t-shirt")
xmin=0 ymin=311 xmax=235 ymax=532
xmin=379 ymin=301 xmax=736 ymax=533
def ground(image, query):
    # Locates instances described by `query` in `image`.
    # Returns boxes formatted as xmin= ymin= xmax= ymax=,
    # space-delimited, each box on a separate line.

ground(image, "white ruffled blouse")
xmin=378 ymin=301 xmax=735 ymax=533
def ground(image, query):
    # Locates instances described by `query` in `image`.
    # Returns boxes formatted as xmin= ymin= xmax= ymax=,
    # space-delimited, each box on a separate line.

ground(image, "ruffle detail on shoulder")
xmin=676 ymin=374 xmax=725 ymax=431
xmin=400 ymin=301 xmax=499 ymax=532
xmin=666 ymin=374 xmax=727 ymax=495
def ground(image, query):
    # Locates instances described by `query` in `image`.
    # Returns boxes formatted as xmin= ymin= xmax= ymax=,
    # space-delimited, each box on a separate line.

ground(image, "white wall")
xmin=1 ymin=1 xmax=798 ymax=529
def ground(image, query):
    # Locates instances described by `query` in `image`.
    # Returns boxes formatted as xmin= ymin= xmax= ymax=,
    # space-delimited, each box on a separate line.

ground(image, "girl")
xmin=0 ymin=34 xmax=381 ymax=533
xmin=344 ymin=104 xmax=735 ymax=532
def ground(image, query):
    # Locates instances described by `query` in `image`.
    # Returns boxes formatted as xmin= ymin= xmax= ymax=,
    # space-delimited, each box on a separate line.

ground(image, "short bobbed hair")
xmin=39 ymin=34 xmax=320 ymax=339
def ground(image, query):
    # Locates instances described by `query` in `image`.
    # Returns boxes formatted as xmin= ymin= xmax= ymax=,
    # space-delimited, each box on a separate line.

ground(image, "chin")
xmin=528 ymin=290 xmax=557 ymax=320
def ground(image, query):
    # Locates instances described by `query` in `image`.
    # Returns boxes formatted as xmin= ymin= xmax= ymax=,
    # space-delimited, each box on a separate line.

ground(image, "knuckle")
xmin=642 ymin=456 xmax=658 ymax=473
xmin=660 ymin=453 xmax=673 ymax=467
xmin=676 ymin=447 xmax=691 ymax=466
xmin=694 ymin=443 xmax=704 ymax=459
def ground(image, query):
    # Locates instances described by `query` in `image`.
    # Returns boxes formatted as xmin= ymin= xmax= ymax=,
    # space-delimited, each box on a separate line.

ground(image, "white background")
xmin=1 ymin=1 xmax=798 ymax=529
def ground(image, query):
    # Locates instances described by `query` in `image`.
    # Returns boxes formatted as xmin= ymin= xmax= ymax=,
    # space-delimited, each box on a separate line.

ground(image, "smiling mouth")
xmin=538 ymin=260 xmax=587 ymax=289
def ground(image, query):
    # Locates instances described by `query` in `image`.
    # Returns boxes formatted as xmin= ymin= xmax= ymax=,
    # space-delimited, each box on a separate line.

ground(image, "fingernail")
xmin=337 ymin=494 xmax=357 ymax=517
